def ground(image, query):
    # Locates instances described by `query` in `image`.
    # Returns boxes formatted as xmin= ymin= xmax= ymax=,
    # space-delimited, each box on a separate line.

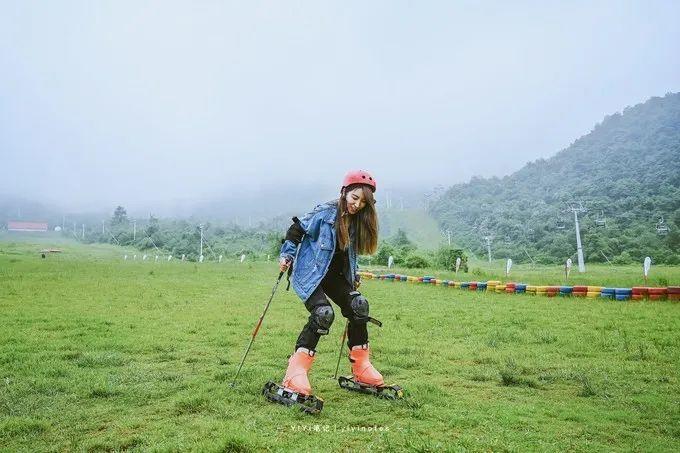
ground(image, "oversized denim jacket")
xmin=279 ymin=200 xmax=358 ymax=302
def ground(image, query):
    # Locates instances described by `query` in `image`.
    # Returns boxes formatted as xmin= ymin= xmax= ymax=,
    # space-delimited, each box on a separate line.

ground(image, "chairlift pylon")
xmin=656 ymin=217 xmax=669 ymax=235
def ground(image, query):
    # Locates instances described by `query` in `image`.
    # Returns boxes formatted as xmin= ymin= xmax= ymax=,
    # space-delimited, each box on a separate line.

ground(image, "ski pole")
xmin=333 ymin=320 xmax=348 ymax=379
xmin=231 ymin=270 xmax=285 ymax=387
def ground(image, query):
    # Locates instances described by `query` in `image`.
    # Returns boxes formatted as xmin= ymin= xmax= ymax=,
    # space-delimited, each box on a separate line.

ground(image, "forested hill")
xmin=429 ymin=92 xmax=680 ymax=265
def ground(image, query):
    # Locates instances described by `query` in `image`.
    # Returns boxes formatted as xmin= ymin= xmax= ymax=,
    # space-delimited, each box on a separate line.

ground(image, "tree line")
xmin=429 ymin=93 xmax=680 ymax=265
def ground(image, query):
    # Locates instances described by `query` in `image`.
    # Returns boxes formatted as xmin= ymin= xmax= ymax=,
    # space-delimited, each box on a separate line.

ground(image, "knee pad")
xmin=311 ymin=305 xmax=335 ymax=335
xmin=349 ymin=291 xmax=370 ymax=323
xmin=348 ymin=291 xmax=383 ymax=327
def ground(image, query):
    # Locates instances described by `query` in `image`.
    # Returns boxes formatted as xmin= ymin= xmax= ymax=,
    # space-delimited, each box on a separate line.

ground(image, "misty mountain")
xmin=430 ymin=92 xmax=680 ymax=264
xmin=1 ymin=180 xmax=434 ymax=242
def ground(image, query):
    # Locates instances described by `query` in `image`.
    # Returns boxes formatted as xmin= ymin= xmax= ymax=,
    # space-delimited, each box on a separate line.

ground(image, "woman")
xmin=276 ymin=170 xmax=383 ymax=401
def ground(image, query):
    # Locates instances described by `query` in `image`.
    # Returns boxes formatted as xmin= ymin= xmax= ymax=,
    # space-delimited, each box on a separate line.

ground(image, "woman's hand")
xmin=279 ymin=257 xmax=292 ymax=272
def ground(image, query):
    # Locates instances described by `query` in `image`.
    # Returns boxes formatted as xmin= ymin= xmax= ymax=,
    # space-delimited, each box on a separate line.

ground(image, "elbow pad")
xmin=284 ymin=217 xmax=305 ymax=245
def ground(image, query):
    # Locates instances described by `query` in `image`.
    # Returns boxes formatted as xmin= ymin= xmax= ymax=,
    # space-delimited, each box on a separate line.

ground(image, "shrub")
xmin=434 ymin=247 xmax=468 ymax=272
xmin=404 ymin=254 xmax=431 ymax=269
xmin=612 ymin=251 xmax=633 ymax=265
xmin=374 ymin=242 xmax=395 ymax=266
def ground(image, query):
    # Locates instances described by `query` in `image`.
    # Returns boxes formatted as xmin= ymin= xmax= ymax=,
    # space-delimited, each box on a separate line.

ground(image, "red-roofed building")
xmin=7 ymin=221 xmax=48 ymax=232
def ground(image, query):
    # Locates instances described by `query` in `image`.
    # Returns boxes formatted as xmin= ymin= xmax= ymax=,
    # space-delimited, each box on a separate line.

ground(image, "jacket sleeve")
xmin=279 ymin=204 xmax=327 ymax=261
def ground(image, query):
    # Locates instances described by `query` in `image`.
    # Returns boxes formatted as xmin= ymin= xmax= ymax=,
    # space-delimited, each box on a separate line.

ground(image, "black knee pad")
xmin=349 ymin=291 xmax=370 ymax=324
xmin=311 ymin=305 xmax=335 ymax=334
xmin=347 ymin=291 xmax=382 ymax=327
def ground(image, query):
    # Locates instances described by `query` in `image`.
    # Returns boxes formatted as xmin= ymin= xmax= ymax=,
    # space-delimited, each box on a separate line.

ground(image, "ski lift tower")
xmin=483 ymin=235 xmax=494 ymax=263
xmin=198 ymin=224 xmax=204 ymax=261
xmin=656 ymin=217 xmax=670 ymax=235
xmin=443 ymin=229 xmax=452 ymax=246
xmin=567 ymin=203 xmax=587 ymax=272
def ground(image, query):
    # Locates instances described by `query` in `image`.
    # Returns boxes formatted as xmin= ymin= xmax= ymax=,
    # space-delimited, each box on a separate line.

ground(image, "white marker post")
xmin=388 ymin=255 xmax=394 ymax=269
xmin=155 ymin=255 xmax=159 ymax=262
xmin=565 ymin=258 xmax=572 ymax=283
xmin=219 ymin=255 xmax=223 ymax=263
xmin=133 ymin=254 xmax=137 ymax=261
xmin=181 ymin=254 xmax=185 ymax=261
xmin=143 ymin=254 xmax=147 ymax=261
xmin=199 ymin=255 xmax=204 ymax=263
xmin=506 ymin=258 xmax=512 ymax=277
xmin=240 ymin=254 xmax=246 ymax=263
xmin=643 ymin=256 xmax=651 ymax=285
xmin=455 ymin=257 xmax=461 ymax=275
xmin=168 ymin=255 xmax=172 ymax=261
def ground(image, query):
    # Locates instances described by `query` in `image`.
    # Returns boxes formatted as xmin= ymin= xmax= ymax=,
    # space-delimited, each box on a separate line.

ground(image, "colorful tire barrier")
xmin=632 ymin=287 xmax=648 ymax=299
xmin=614 ymin=288 xmax=632 ymax=301
xmin=589 ymin=286 xmax=604 ymax=299
xmin=600 ymin=288 xmax=616 ymax=300
xmin=505 ymin=282 xmax=516 ymax=294
xmin=573 ymin=286 xmax=588 ymax=297
xmin=647 ymin=287 xmax=668 ymax=300
xmin=546 ymin=286 xmax=559 ymax=297
xmin=668 ymin=286 xmax=680 ymax=301
xmin=356 ymin=271 xmax=677 ymax=303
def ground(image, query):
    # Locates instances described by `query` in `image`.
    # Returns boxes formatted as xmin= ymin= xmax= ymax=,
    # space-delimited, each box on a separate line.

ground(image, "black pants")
xmin=295 ymin=269 xmax=368 ymax=352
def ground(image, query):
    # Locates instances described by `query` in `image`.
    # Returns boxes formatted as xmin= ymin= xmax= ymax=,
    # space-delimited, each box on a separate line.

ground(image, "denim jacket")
xmin=280 ymin=200 xmax=358 ymax=302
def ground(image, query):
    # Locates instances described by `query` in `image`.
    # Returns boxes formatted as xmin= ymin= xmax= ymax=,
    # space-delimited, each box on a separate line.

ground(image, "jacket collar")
xmin=323 ymin=200 xmax=339 ymax=224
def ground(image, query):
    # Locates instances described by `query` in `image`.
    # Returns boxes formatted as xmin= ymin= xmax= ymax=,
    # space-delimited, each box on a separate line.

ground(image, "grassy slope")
xmin=1 ymin=239 xmax=679 ymax=452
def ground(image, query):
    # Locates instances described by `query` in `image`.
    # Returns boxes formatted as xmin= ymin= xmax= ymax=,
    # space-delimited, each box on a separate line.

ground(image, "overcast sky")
xmin=1 ymin=1 xmax=679 ymax=211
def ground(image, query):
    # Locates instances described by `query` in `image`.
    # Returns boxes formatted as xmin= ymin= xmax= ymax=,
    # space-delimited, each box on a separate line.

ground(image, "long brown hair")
xmin=336 ymin=184 xmax=378 ymax=255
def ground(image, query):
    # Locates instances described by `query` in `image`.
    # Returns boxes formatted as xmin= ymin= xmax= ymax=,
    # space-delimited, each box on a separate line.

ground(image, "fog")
xmin=1 ymin=1 xmax=679 ymax=217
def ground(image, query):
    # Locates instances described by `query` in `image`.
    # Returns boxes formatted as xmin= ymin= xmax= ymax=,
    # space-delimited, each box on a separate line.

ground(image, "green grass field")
xmin=1 ymin=237 xmax=680 ymax=452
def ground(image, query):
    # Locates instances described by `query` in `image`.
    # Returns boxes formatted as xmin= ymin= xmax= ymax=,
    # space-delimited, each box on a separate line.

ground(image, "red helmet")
xmin=342 ymin=170 xmax=377 ymax=192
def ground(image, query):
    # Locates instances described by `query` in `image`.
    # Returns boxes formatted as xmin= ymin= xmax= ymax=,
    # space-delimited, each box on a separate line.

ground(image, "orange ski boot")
xmin=263 ymin=348 xmax=323 ymax=414
xmin=282 ymin=347 xmax=316 ymax=395
xmin=338 ymin=343 xmax=403 ymax=399
xmin=350 ymin=344 xmax=384 ymax=386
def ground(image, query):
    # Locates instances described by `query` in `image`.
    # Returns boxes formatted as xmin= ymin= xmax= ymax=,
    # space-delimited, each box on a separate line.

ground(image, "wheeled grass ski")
xmin=336 ymin=344 xmax=404 ymax=400
xmin=262 ymin=381 xmax=324 ymax=414
xmin=337 ymin=376 xmax=404 ymax=400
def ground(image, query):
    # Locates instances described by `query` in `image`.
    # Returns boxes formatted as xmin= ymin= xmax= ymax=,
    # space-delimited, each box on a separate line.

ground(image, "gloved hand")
xmin=279 ymin=256 xmax=292 ymax=272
